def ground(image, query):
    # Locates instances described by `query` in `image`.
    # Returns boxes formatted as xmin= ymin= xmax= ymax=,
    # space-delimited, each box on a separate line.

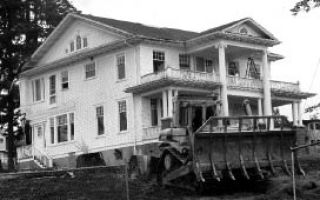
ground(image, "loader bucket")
xmin=192 ymin=115 xmax=300 ymax=182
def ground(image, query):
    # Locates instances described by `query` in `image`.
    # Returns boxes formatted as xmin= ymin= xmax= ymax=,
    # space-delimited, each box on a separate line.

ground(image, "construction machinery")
xmin=157 ymin=99 xmax=305 ymax=191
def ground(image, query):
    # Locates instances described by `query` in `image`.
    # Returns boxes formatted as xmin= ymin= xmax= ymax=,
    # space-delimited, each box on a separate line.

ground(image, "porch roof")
xmin=271 ymin=89 xmax=316 ymax=99
xmin=124 ymin=79 xmax=221 ymax=94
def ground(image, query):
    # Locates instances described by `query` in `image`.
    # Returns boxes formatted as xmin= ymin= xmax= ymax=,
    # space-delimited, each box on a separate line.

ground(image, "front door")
xmin=192 ymin=106 xmax=203 ymax=132
xmin=33 ymin=123 xmax=46 ymax=151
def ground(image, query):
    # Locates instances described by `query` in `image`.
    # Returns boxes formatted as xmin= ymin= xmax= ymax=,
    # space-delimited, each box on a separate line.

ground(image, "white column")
xmin=218 ymin=43 xmax=229 ymax=116
xmin=292 ymin=102 xmax=298 ymax=126
xmin=168 ymin=88 xmax=173 ymax=118
xmin=162 ymin=90 xmax=168 ymax=118
xmin=298 ymin=101 xmax=303 ymax=126
xmin=262 ymin=49 xmax=272 ymax=116
xmin=257 ymin=98 xmax=263 ymax=116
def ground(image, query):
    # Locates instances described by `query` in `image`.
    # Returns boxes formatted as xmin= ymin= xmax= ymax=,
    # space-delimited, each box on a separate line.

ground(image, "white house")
xmin=17 ymin=13 xmax=314 ymax=169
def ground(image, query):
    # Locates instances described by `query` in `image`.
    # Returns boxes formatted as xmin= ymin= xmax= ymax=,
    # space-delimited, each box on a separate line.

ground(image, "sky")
xmin=71 ymin=0 xmax=320 ymax=118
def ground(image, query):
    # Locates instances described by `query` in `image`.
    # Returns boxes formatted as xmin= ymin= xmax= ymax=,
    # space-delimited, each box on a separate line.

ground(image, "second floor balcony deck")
xmin=125 ymin=67 xmax=310 ymax=98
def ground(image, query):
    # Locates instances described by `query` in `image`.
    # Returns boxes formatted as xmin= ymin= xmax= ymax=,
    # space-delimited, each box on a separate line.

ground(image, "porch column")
xmin=262 ymin=49 xmax=272 ymax=116
xmin=218 ymin=43 xmax=229 ymax=116
xmin=202 ymin=104 xmax=207 ymax=124
xmin=257 ymin=98 xmax=263 ymax=116
xmin=173 ymin=90 xmax=179 ymax=126
xmin=298 ymin=101 xmax=303 ymax=126
xmin=162 ymin=90 xmax=168 ymax=118
xmin=168 ymin=88 xmax=173 ymax=118
xmin=292 ymin=102 xmax=298 ymax=126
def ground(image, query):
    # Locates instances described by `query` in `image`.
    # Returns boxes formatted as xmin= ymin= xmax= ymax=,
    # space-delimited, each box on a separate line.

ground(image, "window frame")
xmin=179 ymin=54 xmax=190 ymax=70
xmin=76 ymin=35 xmax=81 ymax=50
xmin=96 ymin=106 xmax=105 ymax=135
xmin=84 ymin=62 xmax=96 ymax=80
xmin=83 ymin=37 xmax=88 ymax=48
xmin=48 ymin=112 xmax=75 ymax=146
xmin=49 ymin=75 xmax=56 ymax=105
xmin=118 ymin=100 xmax=128 ymax=132
xmin=32 ymin=78 xmax=45 ymax=102
xmin=116 ymin=53 xmax=126 ymax=80
xmin=57 ymin=114 xmax=68 ymax=143
xmin=153 ymin=51 xmax=165 ymax=73
xmin=150 ymin=99 xmax=158 ymax=126
xmin=61 ymin=71 xmax=69 ymax=90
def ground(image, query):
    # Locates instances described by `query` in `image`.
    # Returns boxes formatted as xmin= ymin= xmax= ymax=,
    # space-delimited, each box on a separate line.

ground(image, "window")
xmin=76 ymin=35 xmax=81 ymax=50
xmin=228 ymin=61 xmax=239 ymax=76
xmin=50 ymin=118 xmax=54 ymax=144
xmin=151 ymin=99 xmax=158 ymax=126
xmin=83 ymin=37 xmax=88 ymax=48
xmin=205 ymin=59 xmax=213 ymax=73
xmin=85 ymin=62 xmax=96 ymax=79
xmin=96 ymin=106 xmax=104 ymax=135
xmin=69 ymin=113 xmax=74 ymax=140
xmin=32 ymin=78 xmax=45 ymax=102
xmin=49 ymin=75 xmax=56 ymax=104
xmin=119 ymin=101 xmax=127 ymax=132
xmin=240 ymin=27 xmax=248 ymax=34
xmin=57 ymin=114 xmax=68 ymax=142
xmin=117 ymin=54 xmax=126 ymax=80
xmin=196 ymin=57 xmax=205 ymax=72
xmin=61 ymin=71 xmax=69 ymax=89
xmin=153 ymin=51 xmax=165 ymax=73
xmin=179 ymin=54 xmax=190 ymax=70
xmin=70 ymin=41 xmax=74 ymax=52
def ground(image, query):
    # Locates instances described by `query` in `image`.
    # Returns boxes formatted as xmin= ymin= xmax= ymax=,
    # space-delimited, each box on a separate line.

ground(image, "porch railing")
xmin=270 ymin=80 xmax=300 ymax=92
xmin=140 ymin=67 xmax=220 ymax=84
xmin=17 ymin=145 xmax=33 ymax=160
xmin=227 ymin=76 xmax=263 ymax=90
xmin=142 ymin=126 xmax=161 ymax=140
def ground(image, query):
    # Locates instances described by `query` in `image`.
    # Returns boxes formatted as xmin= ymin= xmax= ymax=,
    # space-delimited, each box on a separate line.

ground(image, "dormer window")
xmin=83 ymin=37 xmax=88 ymax=48
xmin=76 ymin=35 xmax=81 ymax=50
xmin=239 ymin=27 xmax=248 ymax=34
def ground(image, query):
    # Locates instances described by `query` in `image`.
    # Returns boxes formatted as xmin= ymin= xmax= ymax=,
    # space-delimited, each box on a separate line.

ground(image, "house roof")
xmin=200 ymin=18 xmax=250 ymax=36
xmin=80 ymin=14 xmax=199 ymax=41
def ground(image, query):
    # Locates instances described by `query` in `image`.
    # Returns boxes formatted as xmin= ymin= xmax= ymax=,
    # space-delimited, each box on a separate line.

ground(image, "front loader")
xmin=157 ymin=99 xmax=305 ymax=191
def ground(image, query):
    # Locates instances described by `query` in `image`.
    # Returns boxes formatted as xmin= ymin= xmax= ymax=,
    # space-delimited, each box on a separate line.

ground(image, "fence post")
xmin=125 ymin=161 xmax=130 ymax=200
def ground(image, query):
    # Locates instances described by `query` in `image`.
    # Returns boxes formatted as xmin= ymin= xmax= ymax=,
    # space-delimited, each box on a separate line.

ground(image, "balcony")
xmin=140 ymin=67 xmax=220 ymax=84
xmin=142 ymin=126 xmax=161 ymax=141
xmin=227 ymin=76 xmax=300 ymax=92
xmin=126 ymin=67 xmax=302 ymax=96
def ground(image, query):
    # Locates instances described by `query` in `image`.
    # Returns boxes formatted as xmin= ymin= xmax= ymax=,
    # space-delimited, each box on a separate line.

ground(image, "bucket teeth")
xmin=209 ymin=154 xmax=221 ymax=182
xmin=240 ymin=155 xmax=250 ymax=180
xmin=267 ymin=153 xmax=276 ymax=176
xmin=282 ymin=159 xmax=291 ymax=176
xmin=254 ymin=155 xmax=264 ymax=179
xmin=226 ymin=162 xmax=236 ymax=181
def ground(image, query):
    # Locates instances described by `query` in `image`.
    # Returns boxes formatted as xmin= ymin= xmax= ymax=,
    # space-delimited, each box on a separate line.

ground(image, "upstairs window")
xmin=179 ymin=54 xmax=190 ymax=70
xmin=96 ymin=106 xmax=105 ymax=135
xmin=50 ymin=118 xmax=54 ymax=144
xmin=196 ymin=57 xmax=205 ymax=72
xmin=85 ymin=62 xmax=96 ymax=79
xmin=76 ymin=35 xmax=81 ymax=50
xmin=153 ymin=51 xmax=165 ymax=73
xmin=61 ymin=71 xmax=69 ymax=89
xmin=228 ymin=61 xmax=240 ymax=76
xmin=49 ymin=75 xmax=56 ymax=104
xmin=205 ymin=59 xmax=213 ymax=73
xmin=83 ymin=37 xmax=88 ymax=48
xmin=70 ymin=41 xmax=74 ymax=52
xmin=119 ymin=100 xmax=127 ymax=132
xmin=32 ymin=78 xmax=45 ymax=102
xmin=117 ymin=54 xmax=126 ymax=80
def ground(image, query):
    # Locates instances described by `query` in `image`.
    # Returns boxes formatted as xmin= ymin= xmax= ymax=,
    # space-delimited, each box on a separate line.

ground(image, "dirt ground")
xmin=0 ymin=156 xmax=319 ymax=200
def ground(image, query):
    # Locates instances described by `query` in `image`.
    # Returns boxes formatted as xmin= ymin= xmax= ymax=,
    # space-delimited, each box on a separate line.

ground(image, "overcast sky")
xmin=72 ymin=0 xmax=320 ymax=117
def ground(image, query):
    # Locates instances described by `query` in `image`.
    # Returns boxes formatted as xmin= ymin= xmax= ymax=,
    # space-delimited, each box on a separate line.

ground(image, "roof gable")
xmin=199 ymin=18 xmax=278 ymax=41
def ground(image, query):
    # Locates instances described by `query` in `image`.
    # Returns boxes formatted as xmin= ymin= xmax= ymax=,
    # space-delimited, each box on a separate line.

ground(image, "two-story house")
xmin=17 ymin=13 xmax=314 ymax=169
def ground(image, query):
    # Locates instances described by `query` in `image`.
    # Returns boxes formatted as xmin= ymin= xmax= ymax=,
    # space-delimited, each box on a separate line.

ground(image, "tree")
xmin=0 ymin=0 xmax=78 ymax=171
xmin=291 ymin=0 xmax=320 ymax=15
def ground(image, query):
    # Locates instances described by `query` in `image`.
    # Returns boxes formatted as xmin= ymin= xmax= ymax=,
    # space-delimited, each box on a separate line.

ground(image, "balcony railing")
xmin=142 ymin=126 xmax=161 ymax=140
xmin=270 ymin=80 xmax=300 ymax=92
xmin=139 ymin=68 xmax=300 ymax=93
xmin=227 ymin=76 xmax=263 ymax=90
xmin=140 ymin=67 xmax=220 ymax=84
